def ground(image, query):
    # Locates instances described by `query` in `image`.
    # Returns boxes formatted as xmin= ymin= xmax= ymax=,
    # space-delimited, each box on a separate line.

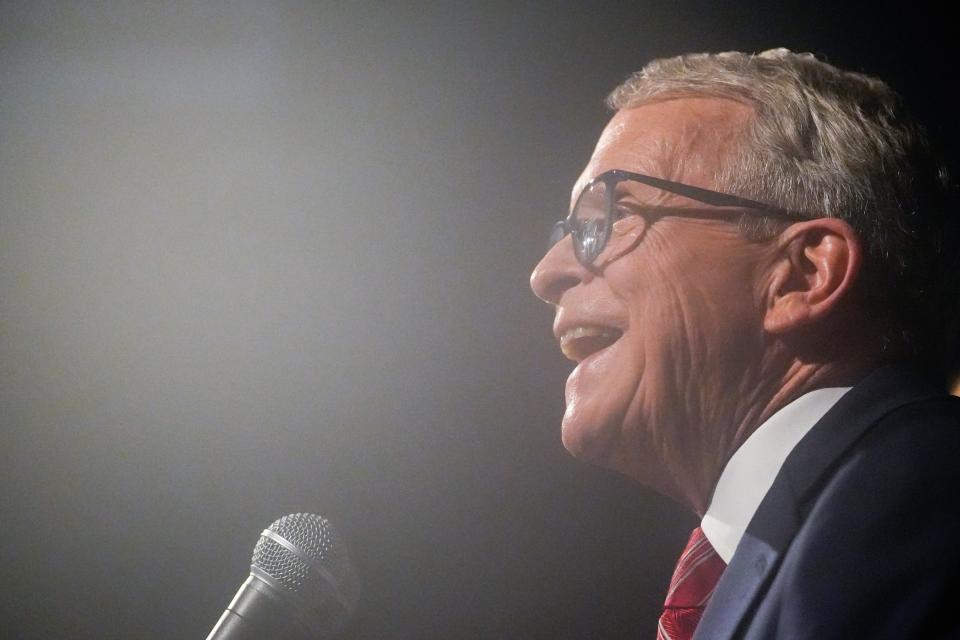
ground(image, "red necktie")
xmin=657 ymin=527 xmax=727 ymax=640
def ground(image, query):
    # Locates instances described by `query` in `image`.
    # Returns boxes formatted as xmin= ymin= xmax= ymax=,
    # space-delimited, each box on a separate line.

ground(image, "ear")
xmin=763 ymin=218 xmax=863 ymax=334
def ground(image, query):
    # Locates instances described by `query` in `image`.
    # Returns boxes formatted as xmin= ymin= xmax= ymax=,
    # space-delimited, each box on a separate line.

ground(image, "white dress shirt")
xmin=700 ymin=387 xmax=852 ymax=563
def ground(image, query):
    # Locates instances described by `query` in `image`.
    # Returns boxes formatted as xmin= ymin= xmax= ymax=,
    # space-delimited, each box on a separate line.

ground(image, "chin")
xmin=562 ymin=397 xmax=678 ymax=492
xmin=560 ymin=402 xmax=621 ymax=465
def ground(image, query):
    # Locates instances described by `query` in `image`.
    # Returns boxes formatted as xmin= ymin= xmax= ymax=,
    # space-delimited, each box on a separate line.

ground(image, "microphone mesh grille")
xmin=268 ymin=513 xmax=349 ymax=574
xmin=251 ymin=535 xmax=313 ymax=594
xmin=250 ymin=512 xmax=359 ymax=618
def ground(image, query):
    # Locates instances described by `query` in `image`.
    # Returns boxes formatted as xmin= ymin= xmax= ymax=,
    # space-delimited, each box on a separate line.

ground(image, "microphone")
xmin=207 ymin=513 xmax=359 ymax=640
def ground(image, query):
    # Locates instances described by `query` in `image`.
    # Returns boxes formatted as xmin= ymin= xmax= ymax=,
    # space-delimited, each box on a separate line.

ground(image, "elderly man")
xmin=530 ymin=49 xmax=960 ymax=639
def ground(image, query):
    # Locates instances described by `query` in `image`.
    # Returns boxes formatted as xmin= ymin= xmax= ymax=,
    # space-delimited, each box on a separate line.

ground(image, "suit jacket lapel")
xmin=690 ymin=528 xmax=781 ymax=640
xmin=694 ymin=365 xmax=943 ymax=640
xmin=692 ymin=466 xmax=800 ymax=640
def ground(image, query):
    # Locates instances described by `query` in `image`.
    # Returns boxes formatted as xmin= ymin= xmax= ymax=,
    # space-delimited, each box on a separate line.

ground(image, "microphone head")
xmin=251 ymin=513 xmax=359 ymax=635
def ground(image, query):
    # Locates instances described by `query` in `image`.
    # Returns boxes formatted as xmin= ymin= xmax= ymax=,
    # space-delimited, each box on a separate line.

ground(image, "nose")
xmin=530 ymin=236 xmax=592 ymax=305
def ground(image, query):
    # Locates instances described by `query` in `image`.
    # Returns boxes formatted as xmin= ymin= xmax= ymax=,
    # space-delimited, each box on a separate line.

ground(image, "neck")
xmin=679 ymin=356 xmax=874 ymax=516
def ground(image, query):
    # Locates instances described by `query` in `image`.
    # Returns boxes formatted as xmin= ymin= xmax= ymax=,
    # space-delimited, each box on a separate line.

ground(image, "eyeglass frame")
xmin=549 ymin=169 xmax=809 ymax=268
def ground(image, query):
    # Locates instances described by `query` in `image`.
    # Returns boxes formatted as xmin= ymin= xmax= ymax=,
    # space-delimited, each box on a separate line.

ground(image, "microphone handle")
xmin=206 ymin=574 xmax=311 ymax=640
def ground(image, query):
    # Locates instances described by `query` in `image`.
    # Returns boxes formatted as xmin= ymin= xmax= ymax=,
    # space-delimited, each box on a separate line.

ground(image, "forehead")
xmin=571 ymin=96 xmax=755 ymax=205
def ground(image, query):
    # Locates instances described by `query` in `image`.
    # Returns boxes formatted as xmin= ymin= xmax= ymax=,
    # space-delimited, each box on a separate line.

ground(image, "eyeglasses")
xmin=549 ymin=169 xmax=807 ymax=268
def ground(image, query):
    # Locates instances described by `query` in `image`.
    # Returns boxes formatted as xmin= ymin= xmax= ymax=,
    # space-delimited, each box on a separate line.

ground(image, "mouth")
xmin=559 ymin=326 xmax=623 ymax=362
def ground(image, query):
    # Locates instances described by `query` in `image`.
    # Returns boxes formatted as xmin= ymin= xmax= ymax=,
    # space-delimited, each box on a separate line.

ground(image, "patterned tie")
xmin=657 ymin=527 xmax=727 ymax=640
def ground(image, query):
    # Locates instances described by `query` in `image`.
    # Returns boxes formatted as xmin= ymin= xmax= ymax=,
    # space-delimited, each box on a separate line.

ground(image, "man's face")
xmin=530 ymin=97 xmax=773 ymax=501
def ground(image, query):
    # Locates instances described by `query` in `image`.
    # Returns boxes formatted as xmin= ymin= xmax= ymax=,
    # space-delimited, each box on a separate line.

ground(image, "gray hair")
xmin=608 ymin=49 xmax=959 ymax=382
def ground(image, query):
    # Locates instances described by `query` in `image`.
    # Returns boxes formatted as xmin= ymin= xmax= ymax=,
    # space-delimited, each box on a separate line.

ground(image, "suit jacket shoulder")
xmin=696 ymin=366 xmax=960 ymax=640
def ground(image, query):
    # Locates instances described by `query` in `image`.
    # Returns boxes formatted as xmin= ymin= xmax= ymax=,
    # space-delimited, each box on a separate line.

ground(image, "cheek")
xmin=620 ymin=276 xmax=695 ymax=422
xmin=624 ymin=228 xmax=761 ymax=336
xmin=613 ymin=233 xmax=761 ymax=412
xmin=573 ymin=254 xmax=691 ymax=444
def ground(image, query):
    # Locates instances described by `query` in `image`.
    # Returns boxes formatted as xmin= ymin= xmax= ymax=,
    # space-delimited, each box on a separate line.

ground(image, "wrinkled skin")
xmin=531 ymin=97 xmax=795 ymax=514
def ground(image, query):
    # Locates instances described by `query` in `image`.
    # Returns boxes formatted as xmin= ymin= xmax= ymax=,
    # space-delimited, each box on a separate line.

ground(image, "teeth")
xmin=559 ymin=326 xmax=622 ymax=361
xmin=560 ymin=326 xmax=620 ymax=345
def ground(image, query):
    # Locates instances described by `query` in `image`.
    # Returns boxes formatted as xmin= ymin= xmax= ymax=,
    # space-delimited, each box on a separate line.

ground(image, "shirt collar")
xmin=700 ymin=386 xmax=852 ymax=563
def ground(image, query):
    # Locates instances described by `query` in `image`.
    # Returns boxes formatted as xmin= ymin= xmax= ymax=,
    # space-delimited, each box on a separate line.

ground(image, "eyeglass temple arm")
xmin=611 ymin=171 xmax=806 ymax=220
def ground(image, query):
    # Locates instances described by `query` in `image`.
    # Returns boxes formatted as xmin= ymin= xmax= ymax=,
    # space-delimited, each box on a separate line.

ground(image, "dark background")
xmin=0 ymin=2 xmax=954 ymax=638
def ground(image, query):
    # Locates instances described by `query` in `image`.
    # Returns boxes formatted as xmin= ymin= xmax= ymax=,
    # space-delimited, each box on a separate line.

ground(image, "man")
xmin=530 ymin=49 xmax=960 ymax=639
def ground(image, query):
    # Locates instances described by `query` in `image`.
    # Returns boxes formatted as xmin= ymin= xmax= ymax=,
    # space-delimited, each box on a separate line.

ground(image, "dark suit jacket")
xmin=694 ymin=365 xmax=960 ymax=639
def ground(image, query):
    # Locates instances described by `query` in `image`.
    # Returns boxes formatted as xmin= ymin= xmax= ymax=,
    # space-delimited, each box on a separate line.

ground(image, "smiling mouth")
xmin=559 ymin=326 xmax=623 ymax=362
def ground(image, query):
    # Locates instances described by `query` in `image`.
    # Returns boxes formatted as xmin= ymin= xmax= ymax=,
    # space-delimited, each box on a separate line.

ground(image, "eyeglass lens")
xmin=571 ymin=179 xmax=610 ymax=264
